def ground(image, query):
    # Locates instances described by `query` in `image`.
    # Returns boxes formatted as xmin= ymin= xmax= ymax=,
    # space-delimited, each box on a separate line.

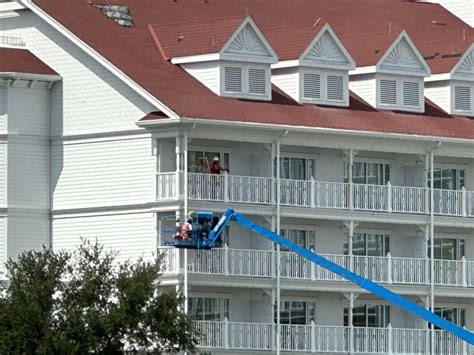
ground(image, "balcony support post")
xmin=462 ymin=256 xmax=467 ymax=287
xmin=224 ymin=244 xmax=229 ymax=276
xmin=311 ymin=320 xmax=316 ymax=353
xmin=343 ymin=292 xmax=358 ymax=355
xmin=387 ymin=252 xmax=392 ymax=284
xmin=271 ymin=142 xmax=276 ymax=205
xmin=387 ymin=323 xmax=393 ymax=355
xmin=424 ymin=153 xmax=429 ymax=214
xmin=310 ymin=176 xmax=315 ymax=208
xmin=343 ymin=221 xmax=358 ymax=273
xmin=387 ymin=181 xmax=392 ymax=213
xmin=224 ymin=173 xmax=229 ymax=203
xmin=349 ymin=150 xmax=354 ymax=210
xmin=462 ymin=186 xmax=467 ymax=217
xmin=224 ymin=317 xmax=229 ymax=350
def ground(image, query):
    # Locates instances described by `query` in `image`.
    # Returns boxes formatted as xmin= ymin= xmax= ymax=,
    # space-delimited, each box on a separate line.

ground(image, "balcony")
xmin=194 ymin=320 xmax=471 ymax=353
xmin=159 ymin=247 xmax=474 ymax=288
xmin=156 ymin=172 xmax=474 ymax=218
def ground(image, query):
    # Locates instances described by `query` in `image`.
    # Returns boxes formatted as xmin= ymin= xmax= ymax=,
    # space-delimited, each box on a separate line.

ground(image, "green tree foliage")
xmin=0 ymin=240 xmax=197 ymax=354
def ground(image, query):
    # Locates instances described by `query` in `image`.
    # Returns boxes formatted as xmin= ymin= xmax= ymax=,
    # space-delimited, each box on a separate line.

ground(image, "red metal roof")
xmin=0 ymin=47 xmax=57 ymax=76
xmin=32 ymin=0 xmax=474 ymax=139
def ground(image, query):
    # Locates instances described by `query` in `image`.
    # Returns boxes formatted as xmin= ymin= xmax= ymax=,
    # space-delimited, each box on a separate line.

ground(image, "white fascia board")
xmin=171 ymin=53 xmax=220 ymax=64
xmin=137 ymin=116 xmax=474 ymax=146
xmin=0 ymin=72 xmax=62 ymax=81
xmin=349 ymin=66 xmax=376 ymax=75
xmin=0 ymin=2 xmax=25 ymax=12
xmin=376 ymin=67 xmax=430 ymax=78
xmin=271 ymin=60 xmax=299 ymax=69
xmin=425 ymin=73 xmax=451 ymax=82
xmin=20 ymin=0 xmax=180 ymax=119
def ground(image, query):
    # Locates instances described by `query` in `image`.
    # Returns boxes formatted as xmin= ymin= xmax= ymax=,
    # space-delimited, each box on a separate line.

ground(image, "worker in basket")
xmin=174 ymin=217 xmax=193 ymax=241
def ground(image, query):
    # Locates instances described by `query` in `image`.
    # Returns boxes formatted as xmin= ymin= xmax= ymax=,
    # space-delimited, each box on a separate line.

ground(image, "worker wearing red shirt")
xmin=209 ymin=156 xmax=229 ymax=174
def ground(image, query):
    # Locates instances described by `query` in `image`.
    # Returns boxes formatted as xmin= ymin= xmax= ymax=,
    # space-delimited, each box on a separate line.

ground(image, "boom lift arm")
xmin=203 ymin=208 xmax=474 ymax=345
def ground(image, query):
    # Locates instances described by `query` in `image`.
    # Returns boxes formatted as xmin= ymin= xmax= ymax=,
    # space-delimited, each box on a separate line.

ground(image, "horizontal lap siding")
xmin=0 ymin=217 xmax=6 ymax=275
xmin=53 ymin=211 xmax=156 ymax=262
xmin=8 ymin=140 xmax=50 ymax=210
xmin=52 ymin=136 xmax=155 ymax=210
xmin=7 ymin=212 xmax=49 ymax=260
xmin=0 ymin=144 xmax=6 ymax=207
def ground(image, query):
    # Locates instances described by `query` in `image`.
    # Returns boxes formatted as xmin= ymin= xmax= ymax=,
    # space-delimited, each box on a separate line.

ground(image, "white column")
xmin=175 ymin=136 xmax=182 ymax=198
xmin=349 ymin=150 xmax=354 ymax=210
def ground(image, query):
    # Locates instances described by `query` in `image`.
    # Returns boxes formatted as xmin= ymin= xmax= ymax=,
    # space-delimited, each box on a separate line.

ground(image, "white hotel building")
xmin=1 ymin=0 xmax=474 ymax=353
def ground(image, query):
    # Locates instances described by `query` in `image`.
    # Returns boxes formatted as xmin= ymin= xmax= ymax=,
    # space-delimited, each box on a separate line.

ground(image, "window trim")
xmin=276 ymin=299 xmax=317 ymax=325
xmin=344 ymin=303 xmax=391 ymax=328
xmin=277 ymin=154 xmax=317 ymax=180
xmin=376 ymin=74 xmax=424 ymax=112
xmin=343 ymin=160 xmax=391 ymax=185
xmin=299 ymin=67 xmax=349 ymax=106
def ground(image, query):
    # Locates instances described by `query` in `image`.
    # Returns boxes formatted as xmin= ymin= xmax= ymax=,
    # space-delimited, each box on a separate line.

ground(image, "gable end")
xmin=377 ymin=32 xmax=430 ymax=76
xmin=451 ymin=43 xmax=474 ymax=81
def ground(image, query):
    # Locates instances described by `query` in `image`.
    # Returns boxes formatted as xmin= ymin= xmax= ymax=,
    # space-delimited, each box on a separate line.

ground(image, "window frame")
xmin=187 ymin=147 xmax=231 ymax=174
xmin=299 ymin=67 xmax=349 ymax=106
xmin=376 ymin=74 xmax=424 ymax=112
xmin=277 ymin=154 xmax=317 ymax=180
xmin=428 ymin=237 xmax=465 ymax=261
xmin=279 ymin=227 xmax=316 ymax=252
xmin=343 ymin=159 xmax=391 ymax=186
xmin=188 ymin=296 xmax=230 ymax=321
xmin=344 ymin=303 xmax=391 ymax=328
xmin=427 ymin=167 xmax=465 ymax=190
xmin=343 ymin=231 xmax=390 ymax=257
xmin=275 ymin=299 xmax=317 ymax=325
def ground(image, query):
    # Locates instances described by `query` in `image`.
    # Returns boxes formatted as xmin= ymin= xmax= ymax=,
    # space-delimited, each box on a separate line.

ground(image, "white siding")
xmin=52 ymin=136 xmax=155 ymax=210
xmin=8 ymin=86 xmax=50 ymax=136
xmin=424 ymin=80 xmax=451 ymax=114
xmin=349 ymin=74 xmax=376 ymax=107
xmin=0 ymin=143 xmax=6 ymax=207
xmin=0 ymin=86 xmax=7 ymax=134
xmin=0 ymin=12 xmax=155 ymax=136
xmin=0 ymin=217 xmax=6 ymax=276
xmin=53 ymin=211 xmax=156 ymax=262
xmin=181 ymin=61 xmax=220 ymax=95
xmin=271 ymin=67 xmax=299 ymax=101
xmin=7 ymin=212 xmax=49 ymax=260
xmin=8 ymin=139 xmax=50 ymax=210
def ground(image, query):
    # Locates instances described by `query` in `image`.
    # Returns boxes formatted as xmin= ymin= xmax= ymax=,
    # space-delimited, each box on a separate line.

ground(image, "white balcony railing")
xmin=159 ymin=247 xmax=474 ymax=288
xmin=157 ymin=172 xmax=474 ymax=218
xmin=194 ymin=321 xmax=472 ymax=353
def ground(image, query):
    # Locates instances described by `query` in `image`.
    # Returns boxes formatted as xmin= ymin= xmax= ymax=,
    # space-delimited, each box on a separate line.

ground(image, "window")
xmin=189 ymin=297 xmax=229 ymax=321
xmin=275 ymin=301 xmax=316 ymax=325
xmin=433 ymin=307 xmax=465 ymax=329
xmin=278 ymin=156 xmax=315 ymax=180
xmin=377 ymin=76 xmax=423 ymax=111
xmin=344 ymin=305 xmax=390 ymax=328
xmin=427 ymin=168 xmax=465 ymax=190
xmin=188 ymin=151 xmax=229 ymax=173
xmin=280 ymin=229 xmax=315 ymax=251
xmin=301 ymin=69 xmax=347 ymax=105
xmin=343 ymin=161 xmax=390 ymax=185
xmin=344 ymin=232 xmax=390 ymax=256
xmin=428 ymin=238 xmax=465 ymax=261
xmin=222 ymin=64 xmax=269 ymax=99
xmin=453 ymin=84 xmax=473 ymax=114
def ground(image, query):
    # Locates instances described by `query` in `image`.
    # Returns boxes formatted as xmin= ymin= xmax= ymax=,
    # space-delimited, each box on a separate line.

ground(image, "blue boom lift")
xmin=165 ymin=208 xmax=474 ymax=345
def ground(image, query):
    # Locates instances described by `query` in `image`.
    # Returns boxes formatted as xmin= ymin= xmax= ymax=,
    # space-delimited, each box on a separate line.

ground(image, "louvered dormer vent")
xmin=453 ymin=84 xmax=473 ymax=114
xmin=377 ymin=76 xmax=423 ymax=111
xmin=300 ymin=69 xmax=348 ymax=105
xmin=222 ymin=64 xmax=269 ymax=98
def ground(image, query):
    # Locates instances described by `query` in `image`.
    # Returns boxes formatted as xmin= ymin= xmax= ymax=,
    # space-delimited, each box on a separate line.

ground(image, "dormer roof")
xmin=451 ymin=43 xmax=474 ymax=81
xmin=298 ymin=24 xmax=355 ymax=70
xmin=376 ymin=31 xmax=431 ymax=77
xmin=151 ymin=16 xmax=277 ymax=64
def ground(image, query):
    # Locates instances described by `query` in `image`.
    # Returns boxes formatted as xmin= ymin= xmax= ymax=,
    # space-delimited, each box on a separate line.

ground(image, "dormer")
xmin=425 ymin=43 xmax=474 ymax=117
xmin=350 ymin=31 xmax=431 ymax=113
xmin=171 ymin=17 xmax=278 ymax=101
xmin=272 ymin=24 xmax=355 ymax=107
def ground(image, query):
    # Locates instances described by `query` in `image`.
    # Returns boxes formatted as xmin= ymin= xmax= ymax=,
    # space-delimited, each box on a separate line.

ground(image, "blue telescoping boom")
xmin=196 ymin=208 xmax=474 ymax=346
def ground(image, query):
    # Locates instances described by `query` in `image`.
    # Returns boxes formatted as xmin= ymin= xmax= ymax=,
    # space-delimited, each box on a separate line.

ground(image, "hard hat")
xmin=213 ymin=156 xmax=219 ymax=162
xmin=188 ymin=210 xmax=195 ymax=217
